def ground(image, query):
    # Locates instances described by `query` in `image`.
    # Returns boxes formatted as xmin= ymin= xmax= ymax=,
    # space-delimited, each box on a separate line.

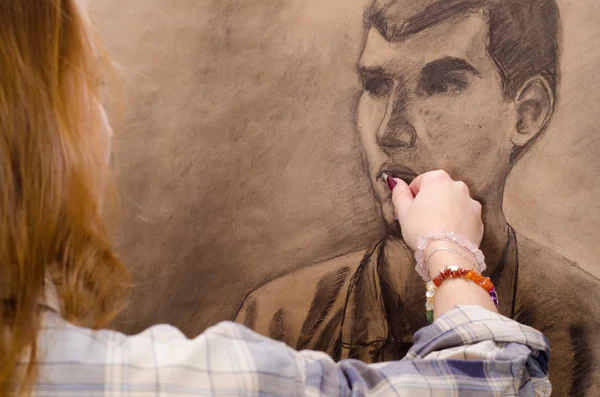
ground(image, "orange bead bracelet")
xmin=426 ymin=266 xmax=499 ymax=324
xmin=432 ymin=266 xmax=499 ymax=307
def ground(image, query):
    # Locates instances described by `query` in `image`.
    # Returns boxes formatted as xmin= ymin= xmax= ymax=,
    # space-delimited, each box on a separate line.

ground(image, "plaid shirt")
xmin=31 ymin=296 xmax=550 ymax=396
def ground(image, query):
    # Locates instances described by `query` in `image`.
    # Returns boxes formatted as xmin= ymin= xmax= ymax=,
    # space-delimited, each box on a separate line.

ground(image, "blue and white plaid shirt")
xmin=31 ymin=293 xmax=550 ymax=396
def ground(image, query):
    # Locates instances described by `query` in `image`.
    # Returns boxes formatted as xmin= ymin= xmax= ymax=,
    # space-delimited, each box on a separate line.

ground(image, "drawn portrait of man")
xmin=235 ymin=0 xmax=600 ymax=395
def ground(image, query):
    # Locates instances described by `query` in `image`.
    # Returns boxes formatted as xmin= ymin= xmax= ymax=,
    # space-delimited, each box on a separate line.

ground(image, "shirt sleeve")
xmin=295 ymin=306 xmax=551 ymax=396
xmin=37 ymin=305 xmax=550 ymax=396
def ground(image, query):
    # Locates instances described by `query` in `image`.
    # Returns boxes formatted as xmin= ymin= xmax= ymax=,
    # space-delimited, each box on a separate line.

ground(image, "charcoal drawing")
xmin=234 ymin=1 xmax=600 ymax=395
xmin=88 ymin=0 xmax=600 ymax=395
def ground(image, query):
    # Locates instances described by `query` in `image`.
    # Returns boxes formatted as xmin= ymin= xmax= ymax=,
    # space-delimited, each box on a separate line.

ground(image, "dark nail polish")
xmin=387 ymin=175 xmax=397 ymax=191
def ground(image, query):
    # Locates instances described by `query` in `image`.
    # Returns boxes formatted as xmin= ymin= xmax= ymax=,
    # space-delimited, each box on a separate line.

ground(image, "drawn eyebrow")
xmin=421 ymin=56 xmax=481 ymax=77
xmin=358 ymin=64 xmax=390 ymax=77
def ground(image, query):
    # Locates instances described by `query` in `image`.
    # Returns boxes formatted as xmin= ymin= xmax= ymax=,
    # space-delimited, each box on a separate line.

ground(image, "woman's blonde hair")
xmin=0 ymin=1 xmax=129 ymax=395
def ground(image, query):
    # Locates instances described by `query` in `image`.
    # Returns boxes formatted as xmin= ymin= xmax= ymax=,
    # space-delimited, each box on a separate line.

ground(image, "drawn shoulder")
xmin=233 ymin=249 xmax=367 ymax=343
xmin=515 ymin=233 xmax=600 ymax=397
xmin=516 ymin=233 xmax=599 ymax=291
xmin=516 ymin=233 xmax=575 ymax=273
xmin=516 ymin=233 xmax=600 ymax=313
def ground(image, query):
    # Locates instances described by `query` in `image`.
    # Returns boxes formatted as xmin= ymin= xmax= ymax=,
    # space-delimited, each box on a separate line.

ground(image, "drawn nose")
xmin=377 ymin=118 xmax=417 ymax=150
xmin=376 ymin=90 xmax=416 ymax=151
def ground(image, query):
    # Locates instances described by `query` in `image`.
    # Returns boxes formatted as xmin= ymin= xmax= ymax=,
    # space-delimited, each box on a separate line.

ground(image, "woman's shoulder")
xmin=36 ymin=312 xmax=301 ymax=395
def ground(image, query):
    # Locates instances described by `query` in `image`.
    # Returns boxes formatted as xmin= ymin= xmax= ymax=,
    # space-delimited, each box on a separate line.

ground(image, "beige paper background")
xmin=90 ymin=0 xmax=600 ymax=335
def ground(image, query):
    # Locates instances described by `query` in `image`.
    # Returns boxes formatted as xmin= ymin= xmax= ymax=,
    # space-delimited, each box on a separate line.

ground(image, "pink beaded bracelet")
xmin=414 ymin=230 xmax=486 ymax=282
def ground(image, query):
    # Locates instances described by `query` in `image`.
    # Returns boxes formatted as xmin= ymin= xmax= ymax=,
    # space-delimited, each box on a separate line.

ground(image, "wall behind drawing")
xmin=90 ymin=0 xmax=600 ymax=336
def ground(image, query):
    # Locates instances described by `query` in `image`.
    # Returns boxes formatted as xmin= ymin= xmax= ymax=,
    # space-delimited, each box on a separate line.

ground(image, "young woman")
xmin=0 ymin=1 xmax=550 ymax=396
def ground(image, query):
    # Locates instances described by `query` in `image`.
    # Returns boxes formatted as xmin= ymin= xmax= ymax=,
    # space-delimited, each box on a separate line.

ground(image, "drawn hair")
xmin=365 ymin=0 xmax=561 ymax=101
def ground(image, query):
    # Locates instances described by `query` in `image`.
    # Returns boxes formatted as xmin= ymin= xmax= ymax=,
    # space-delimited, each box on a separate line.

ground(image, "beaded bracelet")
xmin=425 ymin=265 xmax=499 ymax=324
xmin=426 ymin=247 xmax=477 ymax=268
xmin=415 ymin=230 xmax=486 ymax=282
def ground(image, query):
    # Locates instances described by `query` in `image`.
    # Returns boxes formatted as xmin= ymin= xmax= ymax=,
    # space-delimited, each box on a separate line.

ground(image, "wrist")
xmin=426 ymin=242 xmax=476 ymax=277
xmin=413 ymin=230 xmax=486 ymax=283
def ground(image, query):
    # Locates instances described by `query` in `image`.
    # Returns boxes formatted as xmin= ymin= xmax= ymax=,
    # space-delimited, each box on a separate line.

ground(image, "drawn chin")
xmin=377 ymin=196 xmax=401 ymax=236
xmin=386 ymin=219 xmax=402 ymax=237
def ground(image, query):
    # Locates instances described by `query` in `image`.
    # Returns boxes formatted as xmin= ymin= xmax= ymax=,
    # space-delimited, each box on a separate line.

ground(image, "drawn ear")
xmin=511 ymin=77 xmax=554 ymax=147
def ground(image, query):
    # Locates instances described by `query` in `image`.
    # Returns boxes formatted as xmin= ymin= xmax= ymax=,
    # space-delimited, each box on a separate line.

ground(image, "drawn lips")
xmin=377 ymin=165 xmax=418 ymax=185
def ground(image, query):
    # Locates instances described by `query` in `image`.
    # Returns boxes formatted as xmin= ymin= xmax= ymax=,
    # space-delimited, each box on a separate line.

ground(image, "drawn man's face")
xmin=357 ymin=13 xmax=517 ymax=226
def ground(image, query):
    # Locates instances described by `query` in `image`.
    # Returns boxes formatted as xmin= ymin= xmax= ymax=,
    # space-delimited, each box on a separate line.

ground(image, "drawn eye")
xmin=421 ymin=74 xmax=468 ymax=96
xmin=363 ymin=76 xmax=393 ymax=98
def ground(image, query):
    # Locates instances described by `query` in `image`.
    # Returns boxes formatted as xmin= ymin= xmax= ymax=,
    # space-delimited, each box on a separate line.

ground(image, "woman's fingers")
xmin=391 ymin=178 xmax=413 ymax=220
xmin=409 ymin=170 xmax=451 ymax=196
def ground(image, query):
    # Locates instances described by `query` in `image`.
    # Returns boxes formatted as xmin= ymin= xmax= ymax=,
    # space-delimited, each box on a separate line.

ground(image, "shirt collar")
xmin=42 ymin=276 xmax=61 ymax=313
xmin=0 ymin=275 xmax=61 ymax=314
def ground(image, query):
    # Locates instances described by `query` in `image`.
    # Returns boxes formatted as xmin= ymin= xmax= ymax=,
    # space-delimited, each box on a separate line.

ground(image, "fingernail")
xmin=387 ymin=175 xmax=397 ymax=191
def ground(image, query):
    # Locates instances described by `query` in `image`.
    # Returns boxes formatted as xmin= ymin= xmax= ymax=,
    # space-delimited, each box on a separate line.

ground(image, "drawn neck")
xmin=479 ymin=201 xmax=510 ymax=274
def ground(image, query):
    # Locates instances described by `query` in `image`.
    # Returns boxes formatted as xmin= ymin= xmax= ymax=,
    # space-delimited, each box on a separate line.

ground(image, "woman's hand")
xmin=391 ymin=170 xmax=484 ymax=251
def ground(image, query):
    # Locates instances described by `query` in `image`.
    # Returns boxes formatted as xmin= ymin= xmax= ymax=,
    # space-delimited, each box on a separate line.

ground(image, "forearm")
xmin=426 ymin=241 xmax=498 ymax=321
xmin=298 ymin=306 xmax=550 ymax=396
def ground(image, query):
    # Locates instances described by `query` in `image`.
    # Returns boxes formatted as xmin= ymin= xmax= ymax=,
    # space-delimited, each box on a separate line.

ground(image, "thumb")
xmin=391 ymin=178 xmax=413 ymax=219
